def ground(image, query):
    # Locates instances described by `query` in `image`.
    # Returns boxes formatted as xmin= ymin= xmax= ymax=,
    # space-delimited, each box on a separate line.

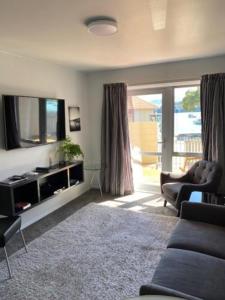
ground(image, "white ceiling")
xmin=0 ymin=0 xmax=225 ymax=71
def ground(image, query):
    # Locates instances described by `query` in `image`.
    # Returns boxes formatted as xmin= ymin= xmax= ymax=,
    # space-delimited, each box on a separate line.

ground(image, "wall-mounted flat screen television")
xmin=2 ymin=95 xmax=66 ymax=150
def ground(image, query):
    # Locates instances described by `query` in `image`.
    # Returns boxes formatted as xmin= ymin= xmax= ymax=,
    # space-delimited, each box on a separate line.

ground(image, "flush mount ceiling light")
xmin=85 ymin=17 xmax=118 ymax=36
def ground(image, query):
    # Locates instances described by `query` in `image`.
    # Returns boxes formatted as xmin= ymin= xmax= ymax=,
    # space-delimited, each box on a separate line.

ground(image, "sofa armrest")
xmin=140 ymin=283 xmax=202 ymax=300
xmin=180 ymin=201 xmax=225 ymax=227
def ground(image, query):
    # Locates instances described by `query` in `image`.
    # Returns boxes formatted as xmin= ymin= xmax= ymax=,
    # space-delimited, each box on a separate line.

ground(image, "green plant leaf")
xmin=57 ymin=136 xmax=84 ymax=162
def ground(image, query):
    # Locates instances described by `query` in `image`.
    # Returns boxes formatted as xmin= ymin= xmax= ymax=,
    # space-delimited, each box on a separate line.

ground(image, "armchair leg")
xmin=19 ymin=229 xmax=28 ymax=253
xmin=163 ymin=200 xmax=167 ymax=207
xmin=4 ymin=246 xmax=12 ymax=279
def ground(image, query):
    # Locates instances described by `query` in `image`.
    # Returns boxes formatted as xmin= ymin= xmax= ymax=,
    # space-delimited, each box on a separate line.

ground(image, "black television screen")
xmin=2 ymin=95 xmax=66 ymax=150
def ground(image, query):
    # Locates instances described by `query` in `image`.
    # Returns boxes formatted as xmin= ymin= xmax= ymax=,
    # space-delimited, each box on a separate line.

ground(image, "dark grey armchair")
xmin=161 ymin=160 xmax=222 ymax=216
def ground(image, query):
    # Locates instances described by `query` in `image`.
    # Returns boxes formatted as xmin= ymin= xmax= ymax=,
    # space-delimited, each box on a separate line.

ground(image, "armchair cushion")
xmin=150 ymin=248 xmax=225 ymax=300
xmin=162 ymin=182 xmax=187 ymax=200
xmin=167 ymin=219 xmax=225 ymax=260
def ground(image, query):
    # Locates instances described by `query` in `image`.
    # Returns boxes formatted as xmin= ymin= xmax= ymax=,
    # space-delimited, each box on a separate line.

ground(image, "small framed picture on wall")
xmin=68 ymin=106 xmax=81 ymax=131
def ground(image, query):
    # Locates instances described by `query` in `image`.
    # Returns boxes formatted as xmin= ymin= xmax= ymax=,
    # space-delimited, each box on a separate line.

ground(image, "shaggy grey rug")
xmin=0 ymin=203 xmax=177 ymax=300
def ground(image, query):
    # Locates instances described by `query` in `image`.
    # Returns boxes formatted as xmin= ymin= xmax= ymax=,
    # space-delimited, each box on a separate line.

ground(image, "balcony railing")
xmin=131 ymin=138 xmax=202 ymax=185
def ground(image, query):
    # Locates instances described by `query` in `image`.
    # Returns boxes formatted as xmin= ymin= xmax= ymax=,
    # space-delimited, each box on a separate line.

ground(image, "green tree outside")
xmin=182 ymin=88 xmax=200 ymax=111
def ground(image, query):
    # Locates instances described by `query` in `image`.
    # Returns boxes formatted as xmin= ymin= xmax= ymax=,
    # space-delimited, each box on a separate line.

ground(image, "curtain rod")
xmin=128 ymin=79 xmax=200 ymax=91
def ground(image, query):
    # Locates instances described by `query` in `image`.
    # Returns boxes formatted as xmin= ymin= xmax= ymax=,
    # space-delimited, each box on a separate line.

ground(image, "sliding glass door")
xmin=172 ymin=86 xmax=202 ymax=172
xmin=128 ymin=84 xmax=201 ymax=192
xmin=128 ymin=89 xmax=167 ymax=192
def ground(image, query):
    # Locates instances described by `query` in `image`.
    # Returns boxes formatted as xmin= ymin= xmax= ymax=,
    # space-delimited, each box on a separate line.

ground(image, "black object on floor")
xmin=0 ymin=216 xmax=27 ymax=278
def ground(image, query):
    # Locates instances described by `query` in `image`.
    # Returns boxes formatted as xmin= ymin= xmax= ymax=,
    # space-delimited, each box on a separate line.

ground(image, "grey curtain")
xmin=4 ymin=96 xmax=21 ymax=149
xmin=201 ymin=73 xmax=225 ymax=200
xmin=101 ymin=82 xmax=134 ymax=196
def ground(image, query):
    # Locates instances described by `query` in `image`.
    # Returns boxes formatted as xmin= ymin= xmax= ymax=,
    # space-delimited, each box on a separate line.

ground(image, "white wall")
xmin=0 ymin=53 xmax=90 ymax=227
xmin=87 ymin=55 xmax=225 ymax=163
xmin=2 ymin=53 xmax=225 ymax=227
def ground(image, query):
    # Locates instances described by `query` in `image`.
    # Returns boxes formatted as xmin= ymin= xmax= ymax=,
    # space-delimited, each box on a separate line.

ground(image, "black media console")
xmin=0 ymin=161 xmax=84 ymax=216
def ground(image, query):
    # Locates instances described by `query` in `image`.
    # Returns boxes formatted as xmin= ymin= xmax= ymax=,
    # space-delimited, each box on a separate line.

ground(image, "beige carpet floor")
xmin=0 ymin=202 xmax=177 ymax=300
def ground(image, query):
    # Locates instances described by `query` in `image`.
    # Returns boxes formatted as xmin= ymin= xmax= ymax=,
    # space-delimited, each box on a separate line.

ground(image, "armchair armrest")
xmin=140 ymin=283 xmax=202 ymax=300
xmin=181 ymin=201 xmax=225 ymax=227
xmin=181 ymin=182 xmax=217 ymax=193
xmin=176 ymin=182 xmax=216 ymax=206
xmin=161 ymin=172 xmax=189 ymax=184
xmin=160 ymin=172 xmax=190 ymax=193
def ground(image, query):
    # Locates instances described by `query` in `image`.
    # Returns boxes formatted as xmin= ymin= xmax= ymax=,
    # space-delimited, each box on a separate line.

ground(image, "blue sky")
xmin=138 ymin=86 xmax=199 ymax=106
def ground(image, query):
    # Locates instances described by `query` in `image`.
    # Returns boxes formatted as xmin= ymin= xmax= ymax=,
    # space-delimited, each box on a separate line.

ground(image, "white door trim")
xmin=128 ymin=80 xmax=200 ymax=91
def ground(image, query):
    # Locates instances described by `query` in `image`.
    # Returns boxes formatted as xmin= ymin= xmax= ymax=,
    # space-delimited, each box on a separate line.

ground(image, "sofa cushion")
xmin=162 ymin=182 xmax=186 ymax=199
xmin=152 ymin=248 xmax=225 ymax=300
xmin=167 ymin=219 xmax=225 ymax=260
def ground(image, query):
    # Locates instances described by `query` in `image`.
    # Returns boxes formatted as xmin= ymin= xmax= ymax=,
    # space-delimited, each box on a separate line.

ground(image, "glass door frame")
xmin=172 ymin=84 xmax=202 ymax=162
xmin=128 ymin=82 xmax=201 ymax=193
xmin=128 ymin=87 xmax=171 ymax=192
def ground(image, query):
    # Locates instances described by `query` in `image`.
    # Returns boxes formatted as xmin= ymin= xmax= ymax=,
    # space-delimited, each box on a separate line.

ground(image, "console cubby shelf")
xmin=0 ymin=161 xmax=84 ymax=216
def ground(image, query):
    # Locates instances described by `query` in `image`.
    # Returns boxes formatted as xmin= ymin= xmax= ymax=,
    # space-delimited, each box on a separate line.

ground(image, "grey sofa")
xmin=140 ymin=201 xmax=225 ymax=300
xmin=161 ymin=160 xmax=222 ymax=216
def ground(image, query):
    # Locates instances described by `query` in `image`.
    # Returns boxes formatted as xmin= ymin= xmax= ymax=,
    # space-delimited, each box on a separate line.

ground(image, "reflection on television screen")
xmin=3 ymin=95 xmax=66 ymax=150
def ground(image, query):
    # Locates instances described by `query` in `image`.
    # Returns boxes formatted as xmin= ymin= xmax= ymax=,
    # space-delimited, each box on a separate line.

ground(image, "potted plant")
xmin=58 ymin=136 xmax=84 ymax=163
